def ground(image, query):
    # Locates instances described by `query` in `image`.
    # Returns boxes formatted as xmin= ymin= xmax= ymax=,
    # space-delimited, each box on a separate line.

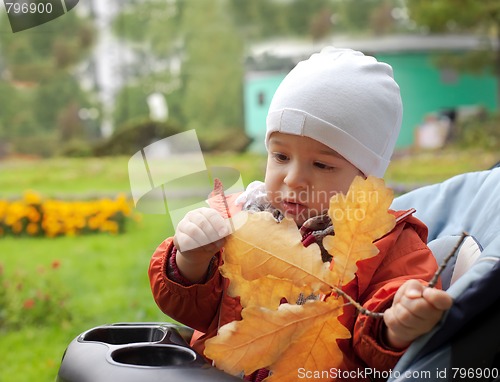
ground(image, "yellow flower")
xmin=1 ymin=192 xmax=136 ymax=237
xmin=100 ymin=220 xmax=119 ymax=234
xmin=26 ymin=223 xmax=39 ymax=236
xmin=12 ymin=221 xmax=23 ymax=234
xmin=23 ymin=190 xmax=42 ymax=205
xmin=27 ymin=207 xmax=41 ymax=223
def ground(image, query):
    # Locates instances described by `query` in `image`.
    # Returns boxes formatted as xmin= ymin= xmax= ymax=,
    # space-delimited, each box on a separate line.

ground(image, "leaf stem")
xmin=427 ymin=231 xmax=468 ymax=288
xmin=331 ymin=231 xmax=469 ymax=318
xmin=332 ymin=286 xmax=384 ymax=319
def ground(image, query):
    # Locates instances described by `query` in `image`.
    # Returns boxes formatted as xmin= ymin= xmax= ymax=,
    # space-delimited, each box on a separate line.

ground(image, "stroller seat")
xmin=389 ymin=167 xmax=500 ymax=381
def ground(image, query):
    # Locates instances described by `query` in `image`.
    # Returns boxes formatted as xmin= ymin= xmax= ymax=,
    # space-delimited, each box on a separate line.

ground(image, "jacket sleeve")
xmin=148 ymin=238 xmax=225 ymax=332
xmin=351 ymin=221 xmax=439 ymax=373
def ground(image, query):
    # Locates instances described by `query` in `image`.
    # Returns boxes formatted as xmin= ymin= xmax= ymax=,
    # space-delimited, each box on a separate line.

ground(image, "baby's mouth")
xmin=281 ymin=200 xmax=308 ymax=216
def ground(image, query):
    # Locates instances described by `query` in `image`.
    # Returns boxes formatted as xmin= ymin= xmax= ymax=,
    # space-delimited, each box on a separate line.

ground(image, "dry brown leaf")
xmin=324 ymin=176 xmax=396 ymax=286
xmin=224 ymin=211 xmax=338 ymax=293
xmin=204 ymin=299 xmax=349 ymax=377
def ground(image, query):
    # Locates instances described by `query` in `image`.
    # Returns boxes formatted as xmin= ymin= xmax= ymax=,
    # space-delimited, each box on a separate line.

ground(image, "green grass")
xmin=0 ymin=157 xmax=132 ymax=197
xmin=0 ymin=215 xmax=173 ymax=382
xmin=386 ymin=148 xmax=498 ymax=185
xmin=0 ymin=148 xmax=496 ymax=382
xmin=0 ymin=152 xmax=268 ymax=198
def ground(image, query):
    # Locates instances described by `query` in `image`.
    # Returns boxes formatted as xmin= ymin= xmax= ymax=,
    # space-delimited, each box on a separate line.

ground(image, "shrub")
xmin=8 ymin=134 xmax=60 ymax=158
xmin=197 ymin=127 xmax=252 ymax=153
xmin=92 ymin=118 xmax=183 ymax=156
xmin=58 ymin=138 xmax=94 ymax=158
xmin=93 ymin=118 xmax=252 ymax=156
xmin=452 ymin=110 xmax=500 ymax=150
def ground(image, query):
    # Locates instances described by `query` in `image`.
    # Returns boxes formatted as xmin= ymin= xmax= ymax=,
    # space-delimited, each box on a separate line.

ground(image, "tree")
xmin=112 ymin=0 xmax=182 ymax=59
xmin=0 ymin=7 xmax=98 ymax=153
xmin=406 ymin=0 xmax=500 ymax=108
xmin=0 ymin=8 xmax=94 ymax=82
xmin=228 ymin=0 xmax=336 ymax=40
xmin=181 ymin=0 xmax=244 ymax=141
xmin=112 ymin=0 xmax=245 ymax=147
xmin=113 ymin=83 xmax=151 ymax=129
xmin=111 ymin=1 xmax=184 ymax=130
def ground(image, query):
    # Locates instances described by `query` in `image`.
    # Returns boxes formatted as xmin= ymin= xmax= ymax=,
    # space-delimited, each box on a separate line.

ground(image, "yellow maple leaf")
xmin=324 ymin=176 xmax=396 ymax=286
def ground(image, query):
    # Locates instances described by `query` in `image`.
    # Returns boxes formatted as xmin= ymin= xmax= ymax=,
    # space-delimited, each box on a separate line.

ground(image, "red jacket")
xmin=149 ymin=195 xmax=438 ymax=381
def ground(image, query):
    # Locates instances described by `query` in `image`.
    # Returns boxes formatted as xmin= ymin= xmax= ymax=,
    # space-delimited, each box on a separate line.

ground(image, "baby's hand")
xmin=383 ymin=279 xmax=453 ymax=349
xmin=173 ymin=207 xmax=230 ymax=282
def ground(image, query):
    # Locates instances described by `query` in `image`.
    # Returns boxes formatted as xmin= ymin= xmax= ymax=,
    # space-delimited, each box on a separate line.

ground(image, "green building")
xmin=244 ymin=35 xmax=498 ymax=151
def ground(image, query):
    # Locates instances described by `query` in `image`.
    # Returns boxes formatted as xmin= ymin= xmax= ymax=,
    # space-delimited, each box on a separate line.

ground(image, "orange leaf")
xmin=204 ymin=298 xmax=349 ymax=377
xmin=324 ymin=176 xmax=395 ymax=286
xmin=267 ymin=298 xmax=350 ymax=381
xmin=206 ymin=176 xmax=396 ymax=380
xmin=221 ymin=262 xmax=309 ymax=309
xmin=223 ymin=211 xmax=338 ymax=293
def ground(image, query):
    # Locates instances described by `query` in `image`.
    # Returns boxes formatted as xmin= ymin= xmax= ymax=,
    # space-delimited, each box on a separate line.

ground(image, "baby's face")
xmin=265 ymin=132 xmax=363 ymax=227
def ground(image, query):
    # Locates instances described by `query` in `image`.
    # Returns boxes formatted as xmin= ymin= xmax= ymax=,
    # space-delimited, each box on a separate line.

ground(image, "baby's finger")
xmin=199 ymin=208 xmax=231 ymax=237
xmin=422 ymin=288 xmax=453 ymax=310
xmin=399 ymin=291 xmax=439 ymax=321
xmin=174 ymin=227 xmax=207 ymax=252
xmin=394 ymin=279 xmax=424 ymax=303
xmin=185 ymin=209 xmax=227 ymax=243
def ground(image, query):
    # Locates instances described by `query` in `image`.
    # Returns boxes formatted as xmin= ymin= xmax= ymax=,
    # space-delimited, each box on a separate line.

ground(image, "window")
xmin=441 ymin=68 xmax=458 ymax=84
xmin=258 ymin=91 xmax=265 ymax=106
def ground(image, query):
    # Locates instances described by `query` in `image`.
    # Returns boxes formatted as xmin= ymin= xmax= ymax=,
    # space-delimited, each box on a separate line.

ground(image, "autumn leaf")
xmin=221 ymin=262 xmax=309 ymax=309
xmin=204 ymin=298 xmax=349 ymax=377
xmin=324 ymin=176 xmax=396 ymax=286
xmin=223 ymin=211 xmax=338 ymax=294
xmin=267 ymin=299 xmax=350 ymax=382
xmin=205 ymin=176 xmax=396 ymax=380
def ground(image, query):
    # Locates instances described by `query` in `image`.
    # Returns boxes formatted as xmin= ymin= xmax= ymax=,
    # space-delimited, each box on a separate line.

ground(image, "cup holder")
xmin=111 ymin=345 xmax=197 ymax=367
xmin=81 ymin=326 xmax=166 ymax=345
xmin=57 ymin=323 xmax=243 ymax=382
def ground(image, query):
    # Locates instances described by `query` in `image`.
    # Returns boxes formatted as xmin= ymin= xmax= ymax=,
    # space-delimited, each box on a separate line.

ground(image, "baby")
xmin=149 ymin=47 xmax=452 ymax=381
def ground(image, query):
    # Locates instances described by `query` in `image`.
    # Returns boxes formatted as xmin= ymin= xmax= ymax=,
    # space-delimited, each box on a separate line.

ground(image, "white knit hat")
xmin=265 ymin=47 xmax=403 ymax=177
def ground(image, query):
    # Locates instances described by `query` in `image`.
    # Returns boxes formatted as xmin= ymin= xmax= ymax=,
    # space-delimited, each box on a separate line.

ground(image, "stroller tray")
xmin=56 ymin=322 xmax=240 ymax=382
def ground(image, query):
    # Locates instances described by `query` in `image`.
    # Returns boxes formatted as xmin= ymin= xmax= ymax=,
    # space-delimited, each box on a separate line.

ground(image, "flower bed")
xmin=0 ymin=260 xmax=71 ymax=329
xmin=0 ymin=191 xmax=138 ymax=237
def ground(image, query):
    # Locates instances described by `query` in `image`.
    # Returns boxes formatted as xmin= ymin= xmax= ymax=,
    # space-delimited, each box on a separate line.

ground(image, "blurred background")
xmin=0 ymin=1 xmax=498 ymax=381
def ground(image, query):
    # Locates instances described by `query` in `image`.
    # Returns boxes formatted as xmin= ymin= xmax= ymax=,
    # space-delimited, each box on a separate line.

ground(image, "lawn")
xmin=0 ymin=148 xmax=496 ymax=382
xmin=0 ymin=152 xmax=268 ymax=198
xmin=0 ymin=215 xmax=171 ymax=382
xmin=385 ymin=148 xmax=498 ymax=186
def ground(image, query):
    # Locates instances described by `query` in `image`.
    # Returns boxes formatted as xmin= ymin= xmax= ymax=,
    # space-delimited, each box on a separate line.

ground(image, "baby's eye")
xmin=272 ymin=152 xmax=289 ymax=163
xmin=314 ymin=161 xmax=335 ymax=171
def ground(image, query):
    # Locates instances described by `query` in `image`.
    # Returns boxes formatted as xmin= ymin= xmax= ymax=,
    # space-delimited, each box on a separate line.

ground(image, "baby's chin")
xmin=280 ymin=211 xmax=307 ymax=227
